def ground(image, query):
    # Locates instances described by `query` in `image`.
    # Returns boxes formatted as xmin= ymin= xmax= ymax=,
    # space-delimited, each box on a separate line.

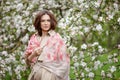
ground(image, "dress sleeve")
xmin=25 ymin=34 xmax=38 ymax=55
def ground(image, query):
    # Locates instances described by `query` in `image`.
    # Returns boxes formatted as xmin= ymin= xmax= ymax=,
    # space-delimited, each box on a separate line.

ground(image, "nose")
xmin=45 ymin=21 xmax=48 ymax=24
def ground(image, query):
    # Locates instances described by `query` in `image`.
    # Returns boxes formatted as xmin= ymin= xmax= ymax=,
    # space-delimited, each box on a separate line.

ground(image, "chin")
xmin=45 ymin=28 xmax=50 ymax=31
xmin=43 ymin=29 xmax=50 ymax=32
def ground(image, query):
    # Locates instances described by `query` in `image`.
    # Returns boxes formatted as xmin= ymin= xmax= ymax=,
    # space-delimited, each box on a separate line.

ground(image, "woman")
xmin=24 ymin=10 xmax=70 ymax=80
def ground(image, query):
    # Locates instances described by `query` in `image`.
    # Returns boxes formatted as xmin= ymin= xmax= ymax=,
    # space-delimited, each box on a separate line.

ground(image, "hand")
xmin=27 ymin=47 xmax=42 ymax=62
xmin=34 ymin=47 xmax=43 ymax=56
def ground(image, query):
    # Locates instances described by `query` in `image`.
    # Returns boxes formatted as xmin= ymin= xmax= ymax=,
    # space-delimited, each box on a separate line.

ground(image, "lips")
xmin=44 ymin=25 xmax=49 ymax=27
xmin=42 ymin=25 xmax=50 ymax=30
xmin=44 ymin=26 xmax=49 ymax=28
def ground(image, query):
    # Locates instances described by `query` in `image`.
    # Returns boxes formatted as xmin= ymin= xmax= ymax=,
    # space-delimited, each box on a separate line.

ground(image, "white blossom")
xmin=21 ymin=59 xmax=26 ymax=64
xmin=98 ymin=16 xmax=103 ymax=21
xmin=68 ymin=46 xmax=77 ymax=55
xmin=93 ymin=15 xmax=98 ymax=20
xmin=32 ymin=0 xmax=39 ymax=4
xmin=58 ymin=22 xmax=66 ymax=29
xmin=85 ymin=67 xmax=90 ymax=72
xmin=107 ymin=73 xmax=112 ymax=78
xmin=16 ymin=29 xmax=21 ymax=38
xmin=74 ymin=62 xmax=79 ymax=67
xmin=88 ymin=72 xmax=94 ymax=78
xmin=70 ymin=27 xmax=79 ymax=36
xmin=79 ymin=51 xmax=84 ymax=58
xmin=91 ymin=56 xmax=96 ymax=61
xmin=101 ymin=70 xmax=105 ymax=77
xmin=117 ymin=17 xmax=120 ymax=25
xmin=16 ymin=3 xmax=23 ymax=11
xmin=20 ymin=33 xmax=29 ymax=44
xmin=94 ymin=60 xmax=101 ymax=70
xmin=108 ymin=14 xmax=114 ymax=20
xmin=113 ymin=3 xmax=118 ymax=11
xmin=15 ymin=65 xmax=22 ymax=75
xmin=73 ymin=0 xmax=77 ymax=4
xmin=6 ymin=1 xmax=10 ymax=5
xmin=79 ymin=26 xmax=83 ymax=29
xmin=5 ymin=58 xmax=11 ymax=63
xmin=79 ymin=31 xmax=84 ymax=36
xmin=98 ymin=46 xmax=104 ymax=53
xmin=7 ymin=66 xmax=12 ymax=76
xmin=84 ymin=27 xmax=90 ymax=33
xmin=72 ymin=56 xmax=78 ymax=62
xmin=96 ymin=24 xmax=103 ymax=31
xmin=9 ymin=55 xmax=16 ymax=62
xmin=81 ymin=43 xmax=87 ymax=49
xmin=110 ymin=66 xmax=116 ymax=73
xmin=3 ymin=36 xmax=8 ymax=41
xmin=85 ymin=4 xmax=89 ymax=8
xmin=2 ymin=51 xmax=8 ymax=57
xmin=17 ymin=74 xmax=21 ymax=80
xmin=108 ymin=55 xmax=112 ymax=59
xmin=113 ymin=58 xmax=118 ymax=62
xmin=27 ymin=26 xmax=35 ymax=32
xmin=113 ymin=53 xmax=117 ymax=57
xmin=108 ymin=59 xmax=112 ymax=63
xmin=92 ymin=42 xmax=99 ymax=46
xmin=78 ymin=0 xmax=84 ymax=3
xmin=94 ymin=1 xmax=100 ymax=8
xmin=80 ymin=61 xmax=87 ymax=67
xmin=81 ymin=72 xmax=85 ymax=77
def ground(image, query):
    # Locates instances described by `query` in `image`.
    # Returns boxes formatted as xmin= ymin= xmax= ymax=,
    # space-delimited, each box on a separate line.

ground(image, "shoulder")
xmin=50 ymin=30 xmax=62 ymax=40
xmin=54 ymin=32 xmax=65 ymax=45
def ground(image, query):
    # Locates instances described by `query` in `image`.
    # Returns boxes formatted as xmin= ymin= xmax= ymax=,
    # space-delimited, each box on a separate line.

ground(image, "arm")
xmin=24 ymin=34 xmax=37 ymax=64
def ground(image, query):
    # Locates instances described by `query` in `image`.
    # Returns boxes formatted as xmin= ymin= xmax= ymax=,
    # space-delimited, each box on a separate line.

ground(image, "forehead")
xmin=41 ymin=14 xmax=50 ymax=20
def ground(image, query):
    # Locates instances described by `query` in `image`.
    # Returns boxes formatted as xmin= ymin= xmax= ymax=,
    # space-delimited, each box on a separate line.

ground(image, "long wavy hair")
xmin=33 ymin=10 xmax=57 ymax=36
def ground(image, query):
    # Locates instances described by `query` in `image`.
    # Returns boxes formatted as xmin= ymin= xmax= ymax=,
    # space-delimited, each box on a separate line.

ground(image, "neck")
xmin=42 ymin=30 xmax=48 ymax=37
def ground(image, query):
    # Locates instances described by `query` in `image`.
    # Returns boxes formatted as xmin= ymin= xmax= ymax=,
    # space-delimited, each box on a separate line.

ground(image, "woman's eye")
xmin=41 ymin=20 xmax=45 ymax=22
xmin=47 ymin=20 xmax=51 ymax=22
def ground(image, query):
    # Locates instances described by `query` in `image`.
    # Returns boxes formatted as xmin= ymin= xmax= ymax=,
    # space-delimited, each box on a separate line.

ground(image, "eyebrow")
xmin=41 ymin=19 xmax=51 ymax=21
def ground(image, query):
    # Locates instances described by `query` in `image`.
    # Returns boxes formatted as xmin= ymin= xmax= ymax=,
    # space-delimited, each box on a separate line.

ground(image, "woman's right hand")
xmin=34 ymin=47 xmax=43 ymax=56
xmin=27 ymin=47 xmax=42 ymax=62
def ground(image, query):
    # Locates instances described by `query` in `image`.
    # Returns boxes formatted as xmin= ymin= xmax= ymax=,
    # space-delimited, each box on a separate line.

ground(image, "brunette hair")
xmin=34 ymin=10 xmax=57 ymax=36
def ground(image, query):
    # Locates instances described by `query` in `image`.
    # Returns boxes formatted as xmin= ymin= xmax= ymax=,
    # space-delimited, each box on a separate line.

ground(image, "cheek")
xmin=48 ymin=22 xmax=51 ymax=25
xmin=40 ymin=23 xmax=43 ymax=27
xmin=48 ymin=22 xmax=51 ymax=27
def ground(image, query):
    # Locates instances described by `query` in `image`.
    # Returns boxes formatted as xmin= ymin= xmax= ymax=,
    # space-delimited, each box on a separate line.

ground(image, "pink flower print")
xmin=53 ymin=54 xmax=57 ymax=61
xmin=59 ymin=39 xmax=64 ymax=45
xmin=47 ymin=53 xmax=51 ymax=60
xmin=59 ymin=53 xmax=63 ymax=60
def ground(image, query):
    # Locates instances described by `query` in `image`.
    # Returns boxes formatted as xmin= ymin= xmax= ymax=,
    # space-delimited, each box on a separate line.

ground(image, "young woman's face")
xmin=40 ymin=14 xmax=51 ymax=32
